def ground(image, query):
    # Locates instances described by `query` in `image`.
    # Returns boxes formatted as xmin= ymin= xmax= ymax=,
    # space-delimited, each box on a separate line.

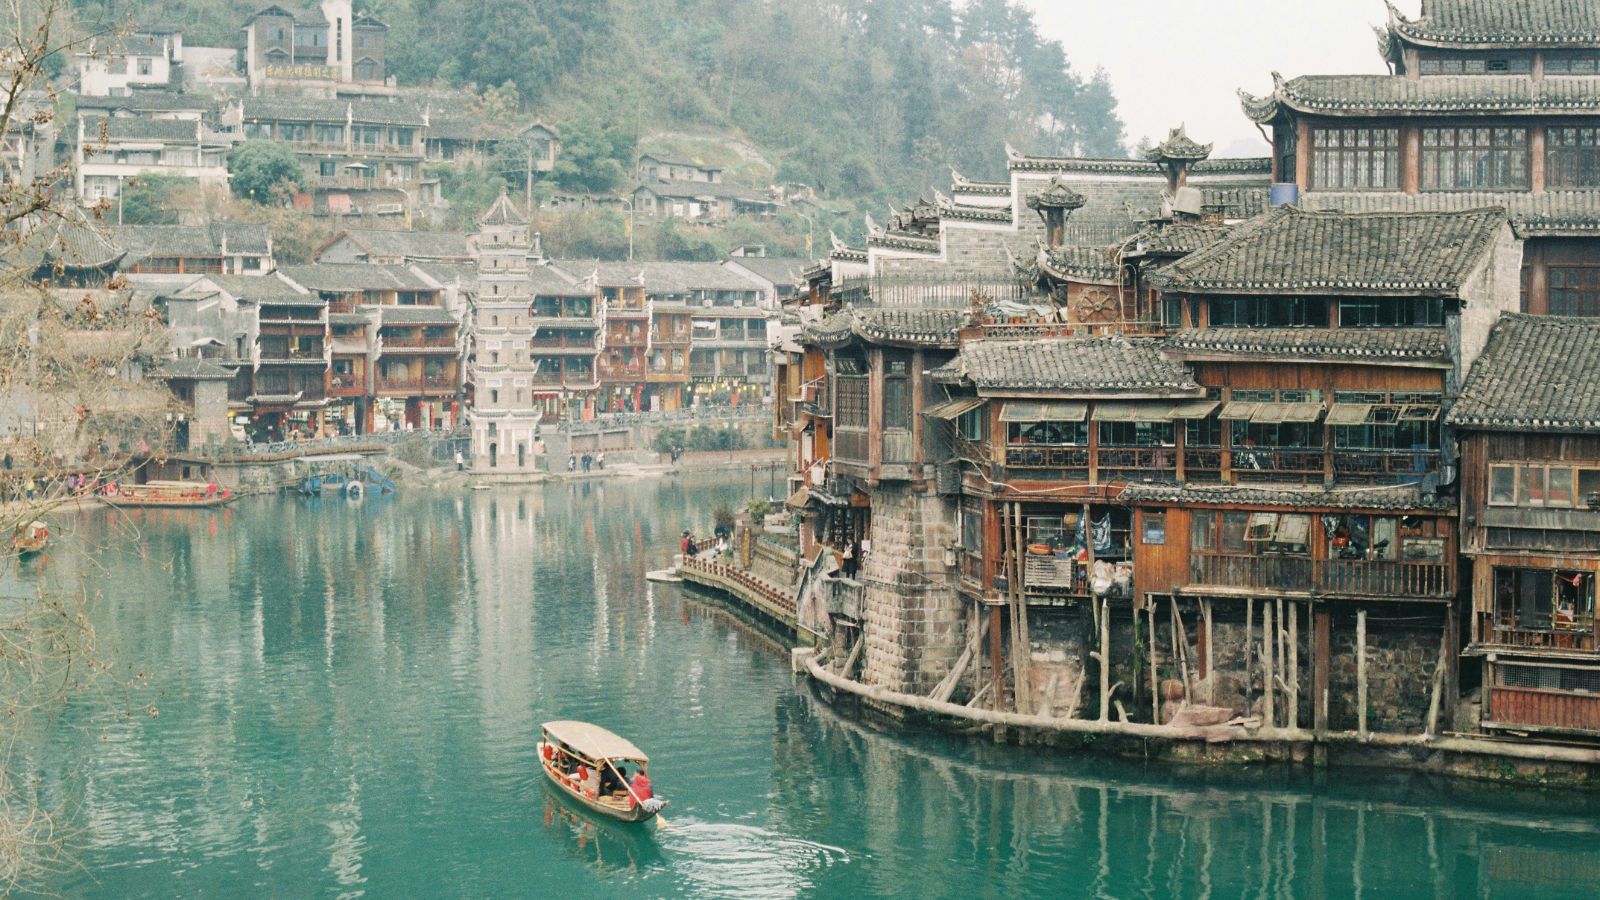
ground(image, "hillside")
xmin=76 ymin=0 xmax=1128 ymax=208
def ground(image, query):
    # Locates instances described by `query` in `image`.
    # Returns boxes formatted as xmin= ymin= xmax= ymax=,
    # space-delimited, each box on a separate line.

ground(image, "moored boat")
xmin=100 ymin=480 xmax=234 ymax=509
xmin=538 ymin=720 xmax=665 ymax=824
xmin=10 ymin=520 xmax=48 ymax=556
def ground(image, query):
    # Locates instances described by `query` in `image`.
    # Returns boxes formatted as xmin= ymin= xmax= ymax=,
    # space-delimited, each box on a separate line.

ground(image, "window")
xmin=1008 ymin=420 xmax=1088 ymax=446
xmin=1338 ymin=297 xmax=1444 ymax=328
xmin=1546 ymin=127 xmax=1600 ymax=188
xmin=137 ymin=57 xmax=152 ymax=76
xmin=1325 ymin=514 xmax=1398 ymax=561
xmin=319 ymin=160 xmax=336 ymax=177
xmin=1141 ymin=512 xmax=1166 ymax=545
xmin=1418 ymin=54 xmax=1531 ymax=75
xmin=1493 ymin=464 xmax=1600 ymax=508
xmin=314 ymin=123 xmax=344 ymax=144
xmin=1495 ymin=568 xmax=1595 ymax=633
xmin=1331 ymin=391 xmax=1442 ymax=452
xmin=957 ymin=407 xmax=986 ymax=443
xmin=1209 ymin=296 xmax=1326 ymax=328
xmin=1543 ymin=53 xmax=1600 ymax=75
xmin=884 ymin=357 xmax=910 ymax=430
xmin=1422 ymin=127 xmax=1529 ymax=191
xmin=835 ymin=376 xmax=868 ymax=428
xmin=1311 ymin=127 xmax=1400 ymax=190
xmin=1186 ymin=417 xmax=1222 ymax=448
xmin=961 ymin=499 xmax=983 ymax=551
xmin=1191 ymin=511 xmax=1218 ymax=551
xmin=1098 ymin=422 xmax=1175 ymax=447
xmin=1192 ymin=510 xmax=1293 ymax=554
xmin=1551 ymin=267 xmax=1600 ymax=318
xmin=280 ymin=123 xmax=309 ymax=143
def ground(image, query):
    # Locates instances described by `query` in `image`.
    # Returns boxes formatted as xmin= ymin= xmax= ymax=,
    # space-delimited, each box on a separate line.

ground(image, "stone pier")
xmin=858 ymin=485 xmax=965 ymax=696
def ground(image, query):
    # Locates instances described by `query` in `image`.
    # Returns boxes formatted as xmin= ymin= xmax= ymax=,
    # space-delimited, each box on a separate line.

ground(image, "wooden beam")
xmin=1202 ymin=598 xmax=1215 ymax=704
xmin=1263 ymin=601 xmax=1276 ymax=731
xmin=1288 ymin=602 xmax=1300 ymax=731
xmin=1425 ymin=615 xmax=1451 ymax=739
xmin=1357 ymin=609 xmax=1369 ymax=740
xmin=1097 ymin=597 xmax=1110 ymax=722
xmin=1148 ymin=604 xmax=1160 ymax=724
xmin=1245 ymin=599 xmax=1255 ymax=718
xmin=1313 ymin=608 xmax=1331 ymax=733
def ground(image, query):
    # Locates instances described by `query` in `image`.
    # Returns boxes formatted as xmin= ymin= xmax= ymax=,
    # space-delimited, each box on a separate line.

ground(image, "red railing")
xmin=1489 ymin=686 xmax=1600 ymax=734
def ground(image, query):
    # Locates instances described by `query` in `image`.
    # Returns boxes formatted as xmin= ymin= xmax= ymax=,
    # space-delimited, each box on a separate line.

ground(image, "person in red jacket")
xmin=628 ymin=770 xmax=652 ymax=808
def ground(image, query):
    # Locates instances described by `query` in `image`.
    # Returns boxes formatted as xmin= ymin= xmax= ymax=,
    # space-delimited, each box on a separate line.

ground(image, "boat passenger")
xmin=628 ymin=770 xmax=652 ymax=808
xmin=598 ymin=763 xmax=621 ymax=796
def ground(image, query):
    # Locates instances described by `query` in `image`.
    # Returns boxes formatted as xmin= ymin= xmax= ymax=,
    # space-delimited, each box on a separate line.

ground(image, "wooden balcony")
xmin=1232 ymin=448 xmax=1325 ymax=482
xmin=376 ymin=375 xmax=456 ymax=395
xmin=1188 ymin=553 xmax=1452 ymax=600
xmin=329 ymin=373 xmax=365 ymax=397
xmin=1487 ymin=686 xmax=1600 ymax=736
xmin=1099 ymin=446 xmax=1178 ymax=482
xmin=646 ymin=362 xmax=690 ymax=383
xmin=382 ymin=335 xmax=456 ymax=350
xmin=1485 ymin=624 xmax=1597 ymax=653
xmin=1334 ymin=449 xmax=1441 ymax=483
xmin=529 ymin=333 xmax=598 ymax=350
xmin=599 ymin=362 xmax=645 ymax=381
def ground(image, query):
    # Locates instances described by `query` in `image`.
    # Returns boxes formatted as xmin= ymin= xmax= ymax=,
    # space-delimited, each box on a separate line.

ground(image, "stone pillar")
xmin=858 ymin=484 xmax=964 ymax=696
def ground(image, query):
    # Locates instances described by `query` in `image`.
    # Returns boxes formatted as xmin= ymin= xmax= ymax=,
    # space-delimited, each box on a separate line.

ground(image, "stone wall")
xmin=859 ymin=484 xmax=964 ymax=695
xmin=1328 ymin=607 xmax=1447 ymax=734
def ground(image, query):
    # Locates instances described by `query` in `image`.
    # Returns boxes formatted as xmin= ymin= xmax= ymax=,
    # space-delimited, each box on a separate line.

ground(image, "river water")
xmin=11 ymin=477 xmax=1599 ymax=898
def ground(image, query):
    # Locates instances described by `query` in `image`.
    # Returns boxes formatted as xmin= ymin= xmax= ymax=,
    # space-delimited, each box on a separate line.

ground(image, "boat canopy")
xmin=542 ymin=720 xmax=649 ymax=762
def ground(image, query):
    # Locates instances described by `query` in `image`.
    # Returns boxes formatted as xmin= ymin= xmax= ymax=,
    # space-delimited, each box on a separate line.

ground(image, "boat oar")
xmin=605 ymin=758 xmax=671 ymax=830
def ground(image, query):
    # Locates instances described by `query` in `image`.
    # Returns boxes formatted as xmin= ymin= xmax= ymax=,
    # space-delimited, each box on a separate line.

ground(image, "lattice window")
xmin=1311 ymin=127 xmax=1400 ymax=191
xmin=1551 ymin=267 xmax=1600 ymax=317
xmin=835 ymin=377 xmax=868 ymax=429
xmin=1422 ymin=127 xmax=1529 ymax=191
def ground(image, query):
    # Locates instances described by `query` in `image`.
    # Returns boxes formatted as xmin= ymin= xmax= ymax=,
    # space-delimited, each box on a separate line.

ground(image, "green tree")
xmin=227 ymin=141 xmax=305 ymax=203
xmin=551 ymin=115 xmax=632 ymax=193
xmin=118 ymin=175 xmax=189 ymax=224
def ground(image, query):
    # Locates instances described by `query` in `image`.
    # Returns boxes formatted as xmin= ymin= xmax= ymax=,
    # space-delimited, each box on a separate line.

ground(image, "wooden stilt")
xmin=1288 ymin=602 xmax=1300 ymax=731
xmin=1245 ymin=599 xmax=1255 ymax=718
xmin=1170 ymin=597 xmax=1193 ymax=702
xmin=1425 ymin=614 xmax=1450 ymax=739
xmin=1313 ymin=608 xmax=1331 ymax=734
xmin=1097 ymin=597 xmax=1110 ymax=722
xmin=1262 ymin=601 xmax=1276 ymax=731
xmin=1357 ymin=608 xmax=1369 ymax=740
xmin=1202 ymin=598 xmax=1215 ymax=704
xmin=990 ymin=604 xmax=1005 ymax=712
xmin=1148 ymin=604 xmax=1160 ymax=724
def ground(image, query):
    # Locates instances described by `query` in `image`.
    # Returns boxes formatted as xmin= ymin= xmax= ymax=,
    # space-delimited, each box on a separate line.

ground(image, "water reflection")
xmin=11 ymin=479 xmax=1600 ymax=898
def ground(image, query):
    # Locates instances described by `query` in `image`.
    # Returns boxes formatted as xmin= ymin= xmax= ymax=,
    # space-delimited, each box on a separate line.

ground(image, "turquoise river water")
xmin=9 ymin=477 xmax=1600 ymax=898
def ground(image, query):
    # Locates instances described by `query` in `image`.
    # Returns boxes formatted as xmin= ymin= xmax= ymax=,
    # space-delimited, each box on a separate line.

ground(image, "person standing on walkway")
xmin=454 ymin=450 xmax=464 ymax=471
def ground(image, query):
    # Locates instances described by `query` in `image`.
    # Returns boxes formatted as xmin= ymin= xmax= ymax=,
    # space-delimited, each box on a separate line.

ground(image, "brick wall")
xmin=858 ymin=484 xmax=964 ymax=694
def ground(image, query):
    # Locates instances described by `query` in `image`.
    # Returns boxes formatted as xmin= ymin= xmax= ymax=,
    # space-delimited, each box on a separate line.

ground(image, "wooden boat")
xmin=100 ymin=480 xmax=234 ymax=509
xmin=10 ymin=520 xmax=48 ymax=556
xmin=538 ymin=720 xmax=665 ymax=824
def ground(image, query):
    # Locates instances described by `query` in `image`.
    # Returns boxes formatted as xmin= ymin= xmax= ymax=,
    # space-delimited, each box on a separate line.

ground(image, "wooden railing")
xmin=382 ymin=335 xmax=455 ymax=349
xmin=1232 ymin=448 xmax=1324 ymax=478
xmin=1099 ymin=447 xmax=1178 ymax=482
xmin=1333 ymin=449 xmax=1441 ymax=481
xmin=1004 ymin=445 xmax=1088 ymax=471
xmin=1489 ymin=686 xmax=1600 ymax=735
xmin=376 ymin=375 xmax=455 ymax=393
xmin=834 ymin=429 xmax=869 ymax=463
xmin=1487 ymin=624 xmax=1597 ymax=653
xmin=1188 ymin=553 xmax=1451 ymax=599
xmin=959 ymin=550 xmax=986 ymax=592
xmin=883 ymin=430 xmax=914 ymax=464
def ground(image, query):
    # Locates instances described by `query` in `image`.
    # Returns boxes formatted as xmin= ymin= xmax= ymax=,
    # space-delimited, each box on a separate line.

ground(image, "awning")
xmin=1282 ymin=402 xmax=1325 ymax=423
xmin=1220 ymin=401 xmax=1260 ymax=420
xmin=785 ymin=487 xmax=813 ymax=510
xmin=924 ymin=397 xmax=984 ymax=420
xmin=1166 ymin=399 xmax=1220 ymax=420
xmin=1097 ymin=402 xmax=1173 ymax=422
xmin=1250 ymin=403 xmax=1290 ymax=424
xmin=1326 ymin=403 xmax=1373 ymax=426
xmin=999 ymin=400 xmax=1087 ymax=422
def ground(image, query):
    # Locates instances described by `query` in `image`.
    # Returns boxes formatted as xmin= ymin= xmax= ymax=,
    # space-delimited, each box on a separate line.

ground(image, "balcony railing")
xmin=1098 ymin=447 xmax=1178 ymax=482
xmin=383 ymin=335 xmax=456 ymax=349
xmin=1184 ymin=448 xmax=1224 ymax=483
xmin=329 ymin=373 xmax=365 ymax=396
xmin=1232 ymin=448 xmax=1325 ymax=481
xmin=1486 ymin=624 xmax=1597 ymax=653
xmin=1334 ymin=449 xmax=1441 ymax=483
xmin=1189 ymin=553 xmax=1451 ymax=599
xmin=258 ymin=349 xmax=326 ymax=364
xmin=834 ymin=428 xmax=869 ymax=463
xmin=377 ymin=375 xmax=456 ymax=393
xmin=529 ymin=334 xmax=598 ymax=349
xmin=1488 ymin=686 xmax=1600 ymax=735
xmin=599 ymin=362 xmax=645 ymax=380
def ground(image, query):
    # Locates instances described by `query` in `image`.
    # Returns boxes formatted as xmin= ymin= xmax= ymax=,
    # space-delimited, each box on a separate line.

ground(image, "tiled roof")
xmin=321 ymin=229 xmax=472 ymax=262
xmin=1299 ymin=189 xmax=1600 ymax=238
xmin=329 ymin=312 xmax=368 ymax=326
xmin=1152 ymin=206 xmax=1505 ymax=295
xmin=155 ymin=357 xmax=235 ymax=380
xmin=236 ymin=95 xmax=429 ymax=126
xmin=1448 ymin=313 xmax=1600 ymax=432
xmin=635 ymin=179 xmax=770 ymax=204
xmin=411 ymin=261 xmax=479 ymax=292
xmin=581 ymin=261 xmax=765 ymax=294
xmin=112 ymin=223 xmax=271 ymax=261
xmin=1145 ymin=125 xmax=1212 ymax=163
xmin=1166 ymin=328 xmax=1451 ymax=365
xmin=1039 ymin=245 xmax=1119 ymax=283
xmin=380 ymin=305 xmax=456 ymax=326
xmin=528 ymin=265 xmax=592 ymax=297
xmin=1243 ymin=74 xmax=1600 ymax=123
xmin=478 ymin=191 xmax=528 ymax=226
xmin=75 ymin=92 xmax=218 ymax=114
xmin=804 ymin=308 xmax=967 ymax=349
xmin=1394 ymin=0 xmax=1600 ymax=47
xmin=724 ymin=257 xmax=811 ymax=291
xmin=278 ymin=263 xmax=433 ymax=292
xmin=1007 ymin=148 xmax=1271 ymax=176
xmin=87 ymin=115 xmax=199 ymax=142
xmin=199 ymin=273 xmax=307 ymax=301
xmin=1120 ymin=482 xmax=1452 ymax=512
xmin=933 ymin=337 xmax=1199 ymax=395
xmin=1122 ymin=221 xmax=1235 ymax=258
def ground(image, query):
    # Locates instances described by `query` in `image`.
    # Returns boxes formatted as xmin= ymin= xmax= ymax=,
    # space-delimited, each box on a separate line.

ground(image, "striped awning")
xmin=1219 ymin=401 xmax=1260 ymax=420
xmin=1326 ymin=403 xmax=1373 ymax=426
xmin=1166 ymin=399 xmax=1221 ymax=420
xmin=1096 ymin=402 xmax=1174 ymax=422
xmin=924 ymin=397 xmax=985 ymax=420
xmin=999 ymin=400 xmax=1088 ymax=422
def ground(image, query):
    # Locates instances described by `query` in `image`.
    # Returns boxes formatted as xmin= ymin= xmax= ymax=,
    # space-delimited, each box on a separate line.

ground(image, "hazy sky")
xmin=1018 ymin=0 xmax=1421 ymax=158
